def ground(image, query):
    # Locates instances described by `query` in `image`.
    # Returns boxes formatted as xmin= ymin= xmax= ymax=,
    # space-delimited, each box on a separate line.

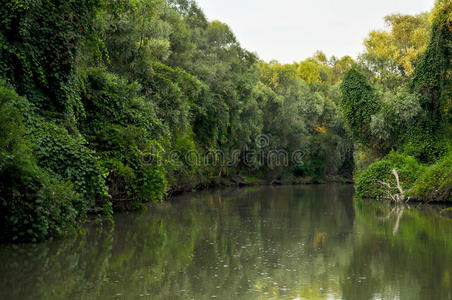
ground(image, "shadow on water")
xmin=0 ymin=184 xmax=451 ymax=299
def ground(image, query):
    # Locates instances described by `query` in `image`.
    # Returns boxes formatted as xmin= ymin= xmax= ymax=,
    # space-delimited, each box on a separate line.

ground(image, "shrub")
xmin=31 ymin=121 xmax=109 ymax=212
xmin=95 ymin=125 xmax=167 ymax=210
xmin=355 ymin=151 xmax=425 ymax=200
xmin=0 ymin=82 xmax=82 ymax=242
xmin=402 ymin=126 xmax=449 ymax=163
xmin=410 ymin=150 xmax=452 ymax=202
xmin=0 ymin=156 xmax=82 ymax=242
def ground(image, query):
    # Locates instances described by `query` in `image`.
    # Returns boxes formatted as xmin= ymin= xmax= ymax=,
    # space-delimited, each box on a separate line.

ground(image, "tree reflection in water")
xmin=0 ymin=185 xmax=451 ymax=299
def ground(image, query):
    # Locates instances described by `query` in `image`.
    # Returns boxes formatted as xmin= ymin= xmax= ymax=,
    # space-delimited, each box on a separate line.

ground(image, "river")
xmin=0 ymin=185 xmax=451 ymax=299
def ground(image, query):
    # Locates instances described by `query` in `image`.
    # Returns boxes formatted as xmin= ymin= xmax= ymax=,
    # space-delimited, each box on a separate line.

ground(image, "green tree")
xmin=340 ymin=69 xmax=380 ymax=146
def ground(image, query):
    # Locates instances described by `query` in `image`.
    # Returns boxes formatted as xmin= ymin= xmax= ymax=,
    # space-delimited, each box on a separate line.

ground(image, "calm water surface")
xmin=1 ymin=185 xmax=451 ymax=299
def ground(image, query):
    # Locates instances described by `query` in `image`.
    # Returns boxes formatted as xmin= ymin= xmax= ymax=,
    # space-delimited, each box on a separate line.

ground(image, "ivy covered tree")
xmin=410 ymin=0 xmax=452 ymax=125
xmin=0 ymin=0 xmax=103 ymax=112
xmin=340 ymin=69 xmax=380 ymax=146
xmin=352 ymin=0 xmax=452 ymax=201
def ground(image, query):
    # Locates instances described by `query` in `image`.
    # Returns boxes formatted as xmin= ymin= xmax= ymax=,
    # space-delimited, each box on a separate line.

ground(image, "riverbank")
xmin=167 ymin=173 xmax=355 ymax=197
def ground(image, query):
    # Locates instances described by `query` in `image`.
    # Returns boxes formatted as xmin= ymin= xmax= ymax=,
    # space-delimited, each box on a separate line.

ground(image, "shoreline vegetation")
xmin=0 ymin=0 xmax=451 ymax=242
xmin=166 ymin=174 xmax=355 ymax=197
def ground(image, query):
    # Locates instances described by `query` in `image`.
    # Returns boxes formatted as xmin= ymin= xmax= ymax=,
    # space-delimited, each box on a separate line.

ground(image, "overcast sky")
xmin=195 ymin=0 xmax=434 ymax=63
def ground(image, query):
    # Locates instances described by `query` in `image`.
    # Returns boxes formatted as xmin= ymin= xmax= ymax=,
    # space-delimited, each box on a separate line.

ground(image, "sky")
xmin=195 ymin=0 xmax=434 ymax=63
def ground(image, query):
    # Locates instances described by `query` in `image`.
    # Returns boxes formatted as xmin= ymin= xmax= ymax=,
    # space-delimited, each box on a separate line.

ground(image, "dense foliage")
xmin=0 ymin=0 xmax=450 ymax=242
xmin=0 ymin=0 xmax=355 ymax=242
xmin=347 ymin=0 xmax=452 ymax=202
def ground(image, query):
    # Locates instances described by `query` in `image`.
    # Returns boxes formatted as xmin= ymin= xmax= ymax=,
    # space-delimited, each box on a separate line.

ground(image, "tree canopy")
xmin=0 ymin=0 xmax=450 ymax=242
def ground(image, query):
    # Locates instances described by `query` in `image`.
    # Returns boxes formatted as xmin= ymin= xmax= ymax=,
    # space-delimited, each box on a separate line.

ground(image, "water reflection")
xmin=0 ymin=185 xmax=451 ymax=299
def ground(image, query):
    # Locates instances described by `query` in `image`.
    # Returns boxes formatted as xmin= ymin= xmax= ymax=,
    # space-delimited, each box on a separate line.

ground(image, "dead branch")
xmin=378 ymin=169 xmax=410 ymax=203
